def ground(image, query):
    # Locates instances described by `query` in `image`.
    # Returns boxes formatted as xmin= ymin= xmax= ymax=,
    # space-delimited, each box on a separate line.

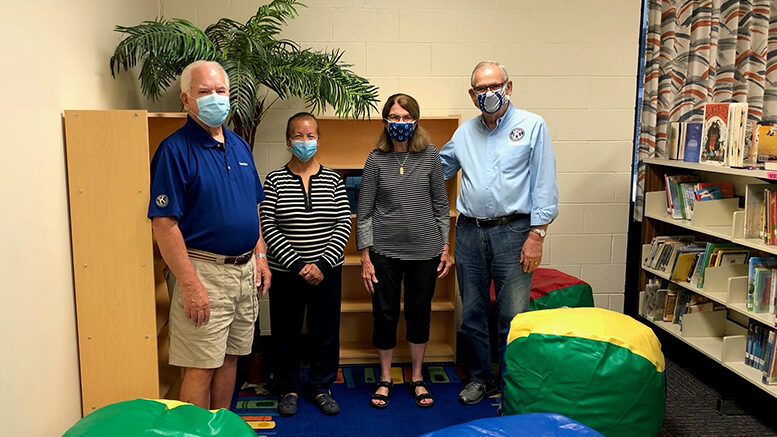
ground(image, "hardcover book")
xmin=701 ymin=103 xmax=730 ymax=166
xmin=683 ymin=122 xmax=703 ymax=163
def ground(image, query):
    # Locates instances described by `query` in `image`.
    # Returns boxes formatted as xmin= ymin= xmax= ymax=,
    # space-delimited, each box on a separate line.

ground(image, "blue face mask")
xmin=476 ymin=87 xmax=509 ymax=114
xmin=193 ymin=93 xmax=230 ymax=127
xmin=386 ymin=121 xmax=415 ymax=142
xmin=290 ymin=139 xmax=318 ymax=162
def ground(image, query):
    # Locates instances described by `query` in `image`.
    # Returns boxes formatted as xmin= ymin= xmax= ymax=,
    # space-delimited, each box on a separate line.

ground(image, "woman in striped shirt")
xmin=357 ymin=94 xmax=453 ymax=409
xmin=260 ymin=112 xmax=352 ymax=417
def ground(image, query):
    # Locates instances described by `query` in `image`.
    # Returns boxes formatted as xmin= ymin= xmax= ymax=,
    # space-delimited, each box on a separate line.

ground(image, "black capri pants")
xmin=370 ymin=249 xmax=440 ymax=350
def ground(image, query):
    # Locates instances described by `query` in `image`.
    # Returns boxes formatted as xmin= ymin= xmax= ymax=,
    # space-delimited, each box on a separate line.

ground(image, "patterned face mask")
xmin=386 ymin=121 xmax=415 ymax=142
xmin=476 ymin=86 xmax=509 ymax=114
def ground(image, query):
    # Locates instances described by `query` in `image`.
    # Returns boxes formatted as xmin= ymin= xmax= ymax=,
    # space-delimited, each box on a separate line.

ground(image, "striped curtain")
xmin=635 ymin=0 xmax=777 ymax=220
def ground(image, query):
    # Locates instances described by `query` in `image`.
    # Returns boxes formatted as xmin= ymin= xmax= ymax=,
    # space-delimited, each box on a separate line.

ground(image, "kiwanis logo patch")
xmin=156 ymin=194 xmax=169 ymax=208
xmin=509 ymin=127 xmax=525 ymax=141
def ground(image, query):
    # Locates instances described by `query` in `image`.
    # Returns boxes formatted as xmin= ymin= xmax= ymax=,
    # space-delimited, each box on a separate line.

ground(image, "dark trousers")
xmin=370 ymin=250 xmax=440 ymax=350
xmin=268 ymin=266 xmax=342 ymax=396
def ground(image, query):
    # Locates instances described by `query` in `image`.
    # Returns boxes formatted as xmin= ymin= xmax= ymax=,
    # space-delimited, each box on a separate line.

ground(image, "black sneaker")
xmin=458 ymin=381 xmax=499 ymax=405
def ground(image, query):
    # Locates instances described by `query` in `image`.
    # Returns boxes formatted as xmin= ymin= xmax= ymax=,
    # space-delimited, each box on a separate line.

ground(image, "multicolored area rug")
xmin=231 ymin=364 xmax=500 ymax=436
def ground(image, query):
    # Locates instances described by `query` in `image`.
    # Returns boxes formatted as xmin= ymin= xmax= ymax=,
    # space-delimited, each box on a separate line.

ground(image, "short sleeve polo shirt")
xmin=148 ymin=116 xmax=265 ymax=256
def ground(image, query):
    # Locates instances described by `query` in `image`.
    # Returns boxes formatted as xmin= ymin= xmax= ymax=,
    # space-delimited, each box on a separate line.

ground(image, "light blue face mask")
xmin=290 ymin=139 xmax=318 ymax=162
xmin=193 ymin=93 xmax=230 ymax=127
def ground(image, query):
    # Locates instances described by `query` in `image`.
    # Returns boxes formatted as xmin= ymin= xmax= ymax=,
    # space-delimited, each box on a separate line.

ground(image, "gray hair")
xmin=470 ymin=61 xmax=509 ymax=88
xmin=180 ymin=60 xmax=230 ymax=94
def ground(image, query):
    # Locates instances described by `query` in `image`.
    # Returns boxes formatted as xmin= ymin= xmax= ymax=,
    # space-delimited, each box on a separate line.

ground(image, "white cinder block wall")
xmin=161 ymin=0 xmax=642 ymax=311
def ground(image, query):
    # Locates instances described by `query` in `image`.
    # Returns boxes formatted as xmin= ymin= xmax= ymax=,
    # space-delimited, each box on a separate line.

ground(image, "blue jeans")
xmin=455 ymin=216 xmax=532 ymax=384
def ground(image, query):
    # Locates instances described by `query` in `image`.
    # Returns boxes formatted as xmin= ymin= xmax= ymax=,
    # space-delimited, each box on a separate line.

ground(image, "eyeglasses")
xmin=385 ymin=115 xmax=416 ymax=123
xmin=472 ymin=81 xmax=506 ymax=94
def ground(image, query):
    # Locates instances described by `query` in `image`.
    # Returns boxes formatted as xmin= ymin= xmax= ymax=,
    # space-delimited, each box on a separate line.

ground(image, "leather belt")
xmin=459 ymin=213 xmax=528 ymax=228
xmin=188 ymin=250 xmax=254 ymax=265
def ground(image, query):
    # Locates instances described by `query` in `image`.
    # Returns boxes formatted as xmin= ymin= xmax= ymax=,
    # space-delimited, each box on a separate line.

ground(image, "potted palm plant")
xmin=109 ymin=0 xmax=379 ymax=147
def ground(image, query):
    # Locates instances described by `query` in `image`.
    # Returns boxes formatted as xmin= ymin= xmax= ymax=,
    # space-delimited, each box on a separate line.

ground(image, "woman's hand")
xmin=360 ymin=249 xmax=379 ymax=294
xmin=437 ymin=244 xmax=453 ymax=279
xmin=299 ymin=263 xmax=324 ymax=285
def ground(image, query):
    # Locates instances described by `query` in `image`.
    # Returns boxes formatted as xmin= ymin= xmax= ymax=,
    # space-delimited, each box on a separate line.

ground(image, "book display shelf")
xmin=316 ymin=116 xmax=461 ymax=364
xmin=640 ymin=157 xmax=777 ymax=397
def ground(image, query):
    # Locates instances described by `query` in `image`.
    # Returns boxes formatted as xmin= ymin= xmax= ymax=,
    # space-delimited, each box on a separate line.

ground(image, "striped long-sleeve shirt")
xmin=260 ymin=165 xmax=352 ymax=273
xmin=356 ymin=146 xmax=449 ymax=260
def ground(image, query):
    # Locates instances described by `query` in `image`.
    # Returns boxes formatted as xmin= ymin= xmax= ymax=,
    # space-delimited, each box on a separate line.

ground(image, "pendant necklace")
xmin=394 ymin=151 xmax=409 ymax=175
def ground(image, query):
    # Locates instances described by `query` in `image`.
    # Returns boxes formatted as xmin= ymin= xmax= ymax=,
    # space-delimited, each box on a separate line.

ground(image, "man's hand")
xmin=300 ymin=263 xmax=324 ymax=285
xmin=437 ymin=244 xmax=453 ymax=279
xmin=520 ymin=233 xmax=544 ymax=273
xmin=256 ymin=255 xmax=271 ymax=297
xmin=181 ymin=280 xmax=210 ymax=327
xmin=360 ymin=250 xmax=379 ymax=294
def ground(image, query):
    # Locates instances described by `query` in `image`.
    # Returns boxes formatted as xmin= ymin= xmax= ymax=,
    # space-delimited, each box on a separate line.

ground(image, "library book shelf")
xmin=640 ymin=157 xmax=777 ymax=398
xmin=64 ymin=111 xmax=461 ymax=414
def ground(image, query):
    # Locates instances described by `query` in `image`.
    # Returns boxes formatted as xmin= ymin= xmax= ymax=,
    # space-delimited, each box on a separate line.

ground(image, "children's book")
xmin=749 ymin=257 xmax=777 ymax=311
xmin=701 ymin=103 xmax=730 ymax=166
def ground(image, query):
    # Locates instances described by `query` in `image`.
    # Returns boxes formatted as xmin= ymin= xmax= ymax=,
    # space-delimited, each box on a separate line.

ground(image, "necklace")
xmin=393 ymin=151 xmax=409 ymax=175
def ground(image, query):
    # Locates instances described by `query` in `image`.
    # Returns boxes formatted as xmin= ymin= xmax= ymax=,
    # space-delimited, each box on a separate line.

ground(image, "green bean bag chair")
xmin=63 ymin=398 xmax=255 ymax=437
xmin=502 ymin=307 xmax=665 ymax=437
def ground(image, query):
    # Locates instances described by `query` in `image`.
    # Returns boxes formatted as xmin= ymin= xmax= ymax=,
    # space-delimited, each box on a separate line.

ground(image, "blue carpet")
xmin=231 ymin=364 xmax=500 ymax=436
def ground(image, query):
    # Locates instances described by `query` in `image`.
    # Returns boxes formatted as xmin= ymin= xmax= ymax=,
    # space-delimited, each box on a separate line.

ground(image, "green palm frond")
xmin=110 ymin=0 xmax=378 ymax=145
xmin=110 ymin=18 xmax=217 ymax=99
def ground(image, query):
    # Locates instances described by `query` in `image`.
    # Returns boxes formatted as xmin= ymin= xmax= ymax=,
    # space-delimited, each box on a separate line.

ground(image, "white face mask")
xmin=477 ymin=86 xmax=509 ymax=114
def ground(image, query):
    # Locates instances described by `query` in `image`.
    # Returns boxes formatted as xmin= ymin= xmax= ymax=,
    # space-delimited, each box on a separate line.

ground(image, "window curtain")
xmin=635 ymin=0 xmax=777 ymax=220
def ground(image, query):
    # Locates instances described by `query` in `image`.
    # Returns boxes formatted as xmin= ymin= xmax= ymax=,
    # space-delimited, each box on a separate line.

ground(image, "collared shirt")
xmin=440 ymin=104 xmax=558 ymax=226
xmin=148 ymin=116 xmax=265 ymax=255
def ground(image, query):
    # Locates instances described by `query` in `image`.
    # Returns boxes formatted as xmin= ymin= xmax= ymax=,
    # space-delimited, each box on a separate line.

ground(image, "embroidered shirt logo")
xmin=510 ymin=127 xmax=525 ymax=141
xmin=155 ymin=194 xmax=169 ymax=208
xmin=239 ymin=162 xmax=249 ymax=166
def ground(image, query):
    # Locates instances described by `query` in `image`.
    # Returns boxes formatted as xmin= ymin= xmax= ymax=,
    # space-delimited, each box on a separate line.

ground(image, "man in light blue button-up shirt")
xmin=440 ymin=61 xmax=558 ymax=405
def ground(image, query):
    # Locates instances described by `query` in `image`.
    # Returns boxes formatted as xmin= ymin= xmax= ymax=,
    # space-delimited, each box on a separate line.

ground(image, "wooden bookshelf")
xmin=64 ymin=111 xmax=186 ymax=415
xmin=317 ymin=116 xmax=461 ymax=364
xmin=639 ymin=158 xmax=777 ymax=398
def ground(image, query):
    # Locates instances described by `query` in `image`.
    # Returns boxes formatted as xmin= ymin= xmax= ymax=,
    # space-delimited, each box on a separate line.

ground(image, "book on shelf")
xmin=755 ymin=123 xmax=777 ymax=162
xmin=667 ymin=122 xmax=680 ymax=160
xmin=746 ymin=320 xmax=775 ymax=371
xmin=697 ymin=243 xmax=743 ymax=288
xmin=693 ymin=182 xmax=734 ymax=201
xmin=744 ymin=120 xmax=758 ymax=166
xmin=727 ymin=103 xmax=749 ymax=167
xmin=764 ymin=330 xmax=777 ymax=385
xmin=683 ymin=122 xmax=703 ymax=163
xmin=664 ymin=175 xmax=700 ymax=219
xmin=748 ymin=257 xmax=777 ymax=312
xmin=641 ymin=279 xmax=662 ymax=321
xmin=701 ymin=102 xmax=748 ymax=166
xmin=663 ymin=290 xmax=678 ymax=322
xmin=744 ymin=184 xmax=775 ymax=240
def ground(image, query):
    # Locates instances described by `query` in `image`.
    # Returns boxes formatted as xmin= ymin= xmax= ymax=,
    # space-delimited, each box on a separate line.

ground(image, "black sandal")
xmin=408 ymin=380 xmax=434 ymax=408
xmin=370 ymin=380 xmax=393 ymax=409
xmin=278 ymin=393 xmax=298 ymax=417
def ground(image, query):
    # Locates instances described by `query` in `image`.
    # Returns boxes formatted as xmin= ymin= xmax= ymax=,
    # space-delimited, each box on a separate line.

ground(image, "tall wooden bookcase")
xmin=316 ymin=116 xmax=461 ymax=364
xmin=639 ymin=157 xmax=777 ymax=398
xmin=64 ymin=110 xmax=186 ymax=414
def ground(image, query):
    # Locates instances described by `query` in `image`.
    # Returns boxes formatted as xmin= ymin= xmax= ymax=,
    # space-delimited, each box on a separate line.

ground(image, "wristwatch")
xmin=530 ymin=228 xmax=546 ymax=238
xmin=255 ymin=253 xmax=267 ymax=259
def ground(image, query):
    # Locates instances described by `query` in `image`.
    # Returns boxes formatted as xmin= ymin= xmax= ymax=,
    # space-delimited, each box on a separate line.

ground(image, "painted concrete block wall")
xmin=160 ymin=0 xmax=642 ymax=311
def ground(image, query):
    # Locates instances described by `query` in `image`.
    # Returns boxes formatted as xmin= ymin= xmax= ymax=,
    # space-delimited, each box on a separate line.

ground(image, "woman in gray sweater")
xmin=356 ymin=93 xmax=453 ymax=409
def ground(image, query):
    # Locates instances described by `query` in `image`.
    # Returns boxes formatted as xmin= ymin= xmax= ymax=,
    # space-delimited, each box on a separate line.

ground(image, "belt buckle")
xmin=475 ymin=217 xmax=488 ymax=228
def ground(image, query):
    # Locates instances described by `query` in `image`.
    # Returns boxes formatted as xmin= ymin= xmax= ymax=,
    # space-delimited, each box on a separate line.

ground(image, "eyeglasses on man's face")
xmin=472 ymin=81 xmax=506 ymax=94
xmin=386 ymin=114 xmax=416 ymax=123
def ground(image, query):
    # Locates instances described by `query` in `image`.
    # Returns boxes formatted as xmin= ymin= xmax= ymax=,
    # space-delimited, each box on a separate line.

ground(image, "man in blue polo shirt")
xmin=440 ymin=61 xmax=559 ymax=405
xmin=148 ymin=60 xmax=271 ymax=410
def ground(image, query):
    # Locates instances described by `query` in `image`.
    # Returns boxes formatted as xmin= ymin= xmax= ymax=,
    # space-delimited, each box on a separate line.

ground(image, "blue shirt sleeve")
xmin=529 ymin=121 xmax=559 ymax=226
xmin=440 ymin=136 xmax=460 ymax=181
xmin=148 ymin=142 xmax=187 ymax=220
